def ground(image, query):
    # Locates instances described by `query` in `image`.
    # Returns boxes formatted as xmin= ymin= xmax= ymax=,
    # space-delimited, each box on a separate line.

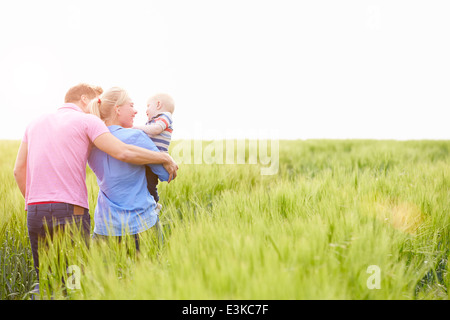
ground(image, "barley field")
xmin=1 ymin=139 xmax=450 ymax=300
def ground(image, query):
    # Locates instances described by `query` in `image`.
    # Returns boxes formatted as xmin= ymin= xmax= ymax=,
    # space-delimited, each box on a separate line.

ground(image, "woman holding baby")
xmin=87 ymin=87 xmax=169 ymax=250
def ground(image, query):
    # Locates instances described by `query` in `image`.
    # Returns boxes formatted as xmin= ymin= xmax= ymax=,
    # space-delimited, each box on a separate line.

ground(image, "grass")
xmin=1 ymin=139 xmax=449 ymax=299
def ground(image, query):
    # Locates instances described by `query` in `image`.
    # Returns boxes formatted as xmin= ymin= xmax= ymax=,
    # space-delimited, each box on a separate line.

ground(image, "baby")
xmin=134 ymin=93 xmax=175 ymax=214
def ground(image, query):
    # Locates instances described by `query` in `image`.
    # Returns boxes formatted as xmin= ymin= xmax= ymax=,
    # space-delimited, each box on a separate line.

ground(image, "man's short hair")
xmin=64 ymin=83 xmax=103 ymax=103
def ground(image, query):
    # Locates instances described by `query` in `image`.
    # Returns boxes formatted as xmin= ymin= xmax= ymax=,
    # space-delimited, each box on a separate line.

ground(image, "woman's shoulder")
xmin=115 ymin=127 xmax=153 ymax=146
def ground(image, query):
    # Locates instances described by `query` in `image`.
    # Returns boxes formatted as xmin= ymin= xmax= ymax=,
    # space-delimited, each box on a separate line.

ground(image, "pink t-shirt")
xmin=23 ymin=103 xmax=109 ymax=210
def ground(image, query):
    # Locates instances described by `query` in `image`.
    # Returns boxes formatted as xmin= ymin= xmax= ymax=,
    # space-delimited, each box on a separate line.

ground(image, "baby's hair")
xmin=148 ymin=93 xmax=175 ymax=113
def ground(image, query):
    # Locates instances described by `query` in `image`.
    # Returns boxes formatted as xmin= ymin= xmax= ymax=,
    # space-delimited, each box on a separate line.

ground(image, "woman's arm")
xmin=13 ymin=141 xmax=27 ymax=198
xmin=93 ymin=132 xmax=178 ymax=182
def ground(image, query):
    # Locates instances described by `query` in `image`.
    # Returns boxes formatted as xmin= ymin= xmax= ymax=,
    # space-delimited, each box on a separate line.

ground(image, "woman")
xmin=87 ymin=87 xmax=170 ymax=250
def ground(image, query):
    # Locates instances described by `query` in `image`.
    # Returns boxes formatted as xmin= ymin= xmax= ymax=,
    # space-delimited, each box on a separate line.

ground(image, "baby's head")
xmin=146 ymin=93 xmax=175 ymax=120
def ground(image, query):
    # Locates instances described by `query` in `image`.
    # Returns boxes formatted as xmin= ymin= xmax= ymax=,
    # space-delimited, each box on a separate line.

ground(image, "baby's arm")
xmin=134 ymin=123 xmax=164 ymax=136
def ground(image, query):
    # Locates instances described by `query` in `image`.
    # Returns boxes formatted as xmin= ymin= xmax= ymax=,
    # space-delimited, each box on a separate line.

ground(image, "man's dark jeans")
xmin=27 ymin=203 xmax=90 ymax=281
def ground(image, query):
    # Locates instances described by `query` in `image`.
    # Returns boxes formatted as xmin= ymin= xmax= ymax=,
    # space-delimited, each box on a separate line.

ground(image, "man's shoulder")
xmin=78 ymin=112 xmax=104 ymax=123
xmin=77 ymin=113 xmax=109 ymax=133
xmin=64 ymin=112 xmax=108 ymax=140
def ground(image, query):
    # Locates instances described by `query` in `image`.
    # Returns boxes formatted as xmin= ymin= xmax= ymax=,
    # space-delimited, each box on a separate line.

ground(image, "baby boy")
xmin=134 ymin=93 xmax=175 ymax=214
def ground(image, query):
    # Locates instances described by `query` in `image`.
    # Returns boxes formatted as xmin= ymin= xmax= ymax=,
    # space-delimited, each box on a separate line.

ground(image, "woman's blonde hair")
xmin=89 ymin=87 xmax=131 ymax=122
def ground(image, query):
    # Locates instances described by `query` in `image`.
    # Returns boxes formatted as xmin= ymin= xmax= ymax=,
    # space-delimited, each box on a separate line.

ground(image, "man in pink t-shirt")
xmin=13 ymin=83 xmax=178 ymax=289
xmin=22 ymin=102 xmax=109 ymax=210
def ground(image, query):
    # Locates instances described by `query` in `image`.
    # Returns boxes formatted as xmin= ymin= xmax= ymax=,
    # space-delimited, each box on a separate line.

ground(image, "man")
xmin=13 ymin=83 xmax=178 ymax=289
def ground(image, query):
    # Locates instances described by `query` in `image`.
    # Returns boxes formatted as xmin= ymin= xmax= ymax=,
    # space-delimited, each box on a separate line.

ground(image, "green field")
xmin=1 ymin=139 xmax=450 ymax=300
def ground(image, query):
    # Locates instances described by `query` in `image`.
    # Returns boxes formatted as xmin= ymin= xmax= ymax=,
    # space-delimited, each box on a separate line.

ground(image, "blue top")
xmin=87 ymin=125 xmax=169 ymax=236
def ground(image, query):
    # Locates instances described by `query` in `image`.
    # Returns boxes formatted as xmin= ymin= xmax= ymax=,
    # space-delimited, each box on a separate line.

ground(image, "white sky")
xmin=0 ymin=0 xmax=449 ymax=141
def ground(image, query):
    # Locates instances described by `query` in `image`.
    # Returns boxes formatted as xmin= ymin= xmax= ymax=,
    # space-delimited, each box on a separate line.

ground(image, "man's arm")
xmin=13 ymin=141 xmax=27 ymax=198
xmin=93 ymin=132 xmax=178 ymax=182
